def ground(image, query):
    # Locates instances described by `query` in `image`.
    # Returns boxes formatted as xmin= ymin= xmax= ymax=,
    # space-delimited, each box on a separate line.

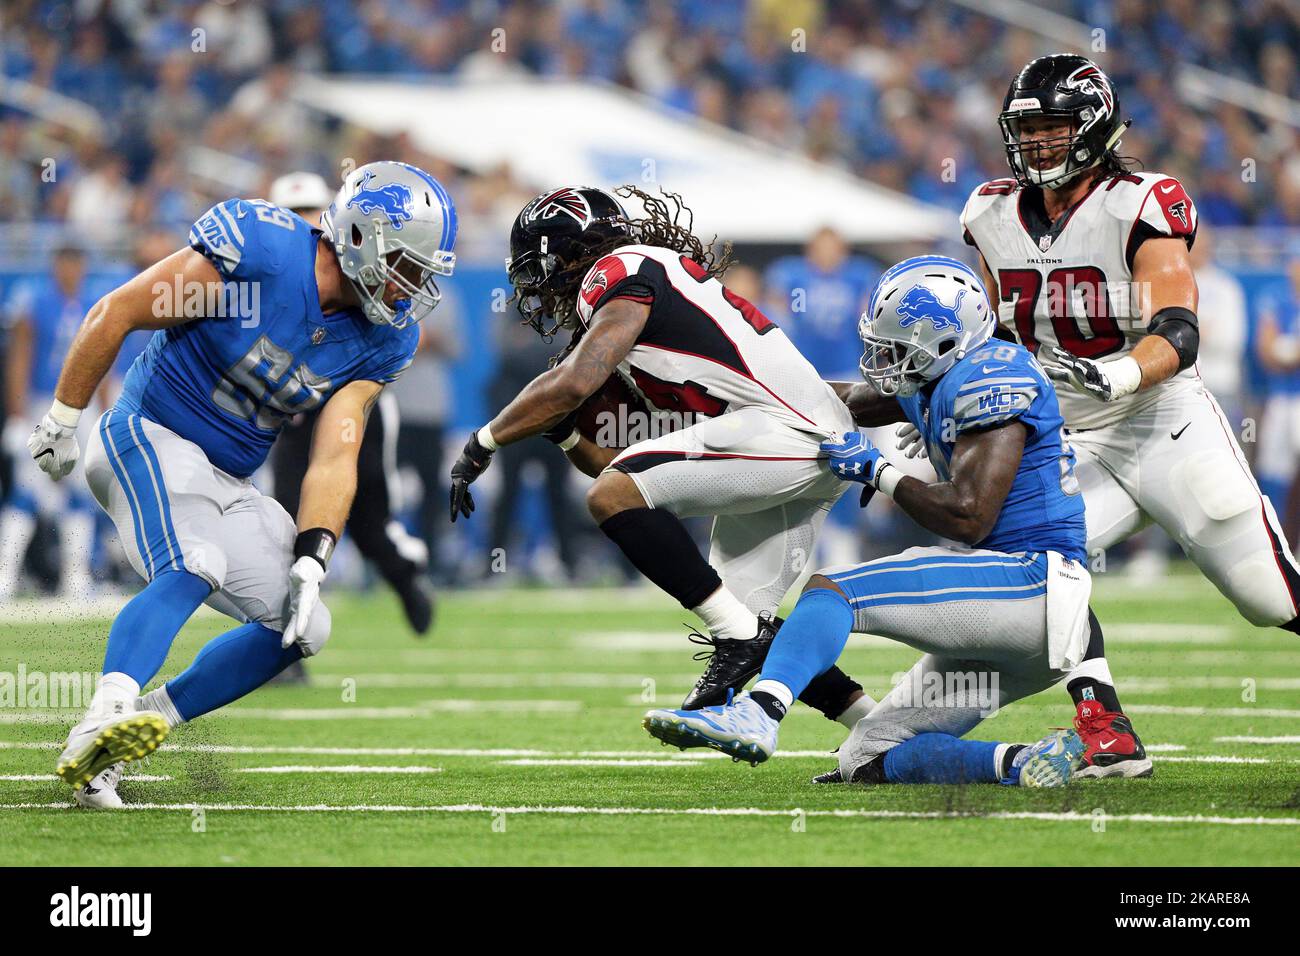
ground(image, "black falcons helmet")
xmin=998 ymin=54 xmax=1128 ymax=190
xmin=506 ymin=185 xmax=630 ymax=337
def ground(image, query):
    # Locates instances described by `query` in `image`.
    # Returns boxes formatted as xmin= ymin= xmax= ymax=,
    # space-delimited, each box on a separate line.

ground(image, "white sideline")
xmin=1215 ymin=735 xmax=1300 ymax=744
xmin=0 ymin=801 xmax=1297 ymax=826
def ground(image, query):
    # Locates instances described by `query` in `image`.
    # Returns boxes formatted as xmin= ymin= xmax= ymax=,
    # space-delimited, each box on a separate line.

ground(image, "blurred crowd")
xmin=3 ymin=0 xmax=1300 ymax=235
xmin=1 ymin=0 xmax=1300 ymax=594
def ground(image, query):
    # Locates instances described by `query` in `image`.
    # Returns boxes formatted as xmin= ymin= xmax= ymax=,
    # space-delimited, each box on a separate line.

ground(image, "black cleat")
xmin=397 ymin=575 xmax=436 ymax=636
xmin=680 ymin=613 xmax=782 ymax=710
xmin=811 ymin=766 xmax=842 ymax=784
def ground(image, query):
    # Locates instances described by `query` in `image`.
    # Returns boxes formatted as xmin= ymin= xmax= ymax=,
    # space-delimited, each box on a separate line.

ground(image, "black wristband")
xmin=542 ymin=410 xmax=580 ymax=445
xmin=294 ymin=528 xmax=337 ymax=570
xmin=1148 ymin=306 xmax=1199 ymax=372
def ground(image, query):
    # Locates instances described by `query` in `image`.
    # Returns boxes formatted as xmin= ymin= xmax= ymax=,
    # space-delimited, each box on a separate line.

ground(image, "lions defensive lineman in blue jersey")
xmin=26 ymin=161 xmax=457 ymax=807
xmin=645 ymin=256 xmax=1095 ymax=787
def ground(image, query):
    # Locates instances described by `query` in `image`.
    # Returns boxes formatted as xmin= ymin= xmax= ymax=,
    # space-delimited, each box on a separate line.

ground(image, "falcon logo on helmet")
xmin=529 ymin=188 xmax=595 ymax=227
xmin=1063 ymin=64 xmax=1114 ymax=118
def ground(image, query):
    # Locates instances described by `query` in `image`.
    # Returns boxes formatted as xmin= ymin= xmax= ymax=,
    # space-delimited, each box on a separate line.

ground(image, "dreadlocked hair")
xmin=543 ymin=185 xmax=734 ymax=324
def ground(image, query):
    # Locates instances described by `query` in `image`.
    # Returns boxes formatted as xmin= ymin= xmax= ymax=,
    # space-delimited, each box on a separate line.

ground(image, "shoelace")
xmin=687 ymin=630 xmax=727 ymax=686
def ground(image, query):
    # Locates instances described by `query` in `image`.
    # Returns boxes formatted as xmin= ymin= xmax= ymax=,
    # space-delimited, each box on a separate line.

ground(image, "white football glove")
xmin=27 ymin=409 xmax=81 ymax=480
xmin=895 ymin=422 xmax=928 ymax=459
xmin=1044 ymin=348 xmax=1142 ymax=403
xmin=283 ymin=556 xmax=326 ymax=648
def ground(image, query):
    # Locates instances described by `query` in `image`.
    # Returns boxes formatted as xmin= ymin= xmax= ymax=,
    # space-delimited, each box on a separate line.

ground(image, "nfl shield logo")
xmin=1038 ymin=234 xmax=1052 ymax=252
xmin=312 ymin=327 xmax=326 ymax=345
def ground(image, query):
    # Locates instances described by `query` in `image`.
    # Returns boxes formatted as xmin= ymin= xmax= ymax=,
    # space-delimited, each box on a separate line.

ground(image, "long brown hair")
xmin=543 ymin=186 xmax=733 ymax=359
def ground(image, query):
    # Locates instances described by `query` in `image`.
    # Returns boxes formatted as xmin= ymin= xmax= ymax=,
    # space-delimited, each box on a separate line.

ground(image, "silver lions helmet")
xmin=859 ymin=256 xmax=996 ymax=397
xmin=321 ymin=160 xmax=457 ymax=329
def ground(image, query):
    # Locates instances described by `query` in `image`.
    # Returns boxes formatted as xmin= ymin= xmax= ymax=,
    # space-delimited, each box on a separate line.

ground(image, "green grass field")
xmin=1 ymin=569 xmax=1297 ymax=866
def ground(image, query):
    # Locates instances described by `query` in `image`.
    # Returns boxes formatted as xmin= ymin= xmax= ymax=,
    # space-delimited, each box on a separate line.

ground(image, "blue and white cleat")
xmin=642 ymin=692 xmax=779 ymax=766
xmin=1007 ymin=728 xmax=1086 ymax=788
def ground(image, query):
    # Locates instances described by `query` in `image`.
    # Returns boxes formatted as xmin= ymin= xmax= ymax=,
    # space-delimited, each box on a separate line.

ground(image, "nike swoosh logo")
xmin=1098 ymin=738 xmax=1118 ymax=750
xmin=33 ymin=449 xmax=52 ymax=460
xmin=981 ymin=365 xmax=1008 ymax=374
xmin=1171 ymin=423 xmax=1190 ymax=440
xmin=1160 ymin=183 xmax=1177 ymax=194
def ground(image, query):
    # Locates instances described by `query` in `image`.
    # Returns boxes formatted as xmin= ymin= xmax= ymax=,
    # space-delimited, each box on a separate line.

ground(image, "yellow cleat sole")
xmin=55 ymin=712 xmax=169 ymax=791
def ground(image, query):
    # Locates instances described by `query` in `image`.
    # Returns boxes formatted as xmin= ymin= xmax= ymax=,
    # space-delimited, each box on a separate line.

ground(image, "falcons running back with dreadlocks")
xmin=447 ymin=185 xmax=875 ymax=727
xmin=954 ymin=54 xmax=1300 ymax=777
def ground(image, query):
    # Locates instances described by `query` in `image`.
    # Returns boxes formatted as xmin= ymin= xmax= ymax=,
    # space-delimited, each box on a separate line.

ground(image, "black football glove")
xmin=450 ymin=431 xmax=495 ymax=522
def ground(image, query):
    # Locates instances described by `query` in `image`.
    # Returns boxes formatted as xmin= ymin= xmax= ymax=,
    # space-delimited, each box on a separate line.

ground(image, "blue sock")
xmin=102 ymin=571 xmax=212 ymax=686
xmin=166 ymin=623 xmax=303 ymax=722
xmin=756 ymin=587 xmax=855 ymax=699
xmin=882 ymin=733 xmax=1001 ymax=784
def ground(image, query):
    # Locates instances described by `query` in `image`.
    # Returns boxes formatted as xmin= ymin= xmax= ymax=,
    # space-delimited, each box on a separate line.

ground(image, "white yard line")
xmin=499 ymin=759 xmax=701 ymax=768
xmin=0 ymin=801 xmax=1296 ymax=826
xmin=237 ymin=765 xmax=442 ymax=774
xmin=1126 ymin=704 xmax=1300 ymax=719
xmin=1214 ymin=735 xmax=1300 ymax=744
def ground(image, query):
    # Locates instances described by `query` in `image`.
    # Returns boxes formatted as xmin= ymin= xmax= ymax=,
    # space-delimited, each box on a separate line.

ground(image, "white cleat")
xmin=1015 ymin=729 xmax=1086 ymax=788
xmin=642 ymin=692 xmax=779 ymax=765
xmin=75 ymin=763 xmax=124 ymax=809
xmin=56 ymin=708 xmax=169 ymax=792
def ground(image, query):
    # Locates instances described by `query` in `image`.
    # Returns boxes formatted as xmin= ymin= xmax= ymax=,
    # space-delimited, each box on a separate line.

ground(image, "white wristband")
xmin=476 ymin=424 xmax=499 ymax=451
xmin=1105 ymin=355 xmax=1143 ymax=399
xmin=874 ymin=462 xmax=902 ymax=498
xmin=557 ymin=429 xmax=581 ymax=452
xmin=48 ymin=399 xmax=83 ymax=429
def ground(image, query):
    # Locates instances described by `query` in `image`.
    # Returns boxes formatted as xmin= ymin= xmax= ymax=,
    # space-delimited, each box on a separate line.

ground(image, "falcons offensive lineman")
xmin=449 ymin=186 xmax=871 ymax=725
xmin=959 ymin=54 xmax=1300 ymax=776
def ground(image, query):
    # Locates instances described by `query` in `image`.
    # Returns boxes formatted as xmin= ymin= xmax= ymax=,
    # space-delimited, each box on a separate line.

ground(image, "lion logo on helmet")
xmin=346 ymin=170 xmax=415 ymax=230
xmin=896 ymin=285 xmax=966 ymax=333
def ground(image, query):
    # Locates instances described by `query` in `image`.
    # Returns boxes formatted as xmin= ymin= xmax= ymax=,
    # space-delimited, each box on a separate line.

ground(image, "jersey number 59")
xmin=213 ymin=335 xmax=332 ymax=430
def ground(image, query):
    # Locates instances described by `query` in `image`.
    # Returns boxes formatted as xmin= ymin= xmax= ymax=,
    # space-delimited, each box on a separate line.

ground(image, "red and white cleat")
xmin=1073 ymin=699 xmax=1153 ymax=779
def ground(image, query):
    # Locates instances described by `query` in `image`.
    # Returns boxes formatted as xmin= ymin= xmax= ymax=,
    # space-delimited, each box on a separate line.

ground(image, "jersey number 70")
xmin=998 ymin=267 xmax=1125 ymax=359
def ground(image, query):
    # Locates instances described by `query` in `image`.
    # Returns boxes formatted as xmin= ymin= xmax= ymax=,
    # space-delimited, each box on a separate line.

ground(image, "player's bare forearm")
xmin=298 ymin=380 xmax=381 ymax=535
xmin=565 ymin=435 xmax=619 ymax=478
xmin=1131 ymin=237 xmax=1198 ymax=390
xmin=828 ymin=380 xmax=906 ymax=427
xmin=54 ymin=247 xmax=218 ymax=410
xmin=488 ymin=298 xmax=649 ymax=445
xmin=891 ymin=423 xmax=1026 ymax=544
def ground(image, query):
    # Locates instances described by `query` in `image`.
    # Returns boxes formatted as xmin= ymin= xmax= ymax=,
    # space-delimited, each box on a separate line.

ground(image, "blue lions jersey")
xmin=118 ymin=199 xmax=418 ymax=478
xmin=897 ymin=340 xmax=1086 ymax=561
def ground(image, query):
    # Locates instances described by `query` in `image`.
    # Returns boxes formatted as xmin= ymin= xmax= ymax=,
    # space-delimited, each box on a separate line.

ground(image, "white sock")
xmin=751 ymin=679 xmax=794 ymax=710
xmin=88 ymin=672 xmax=141 ymax=720
xmin=137 ymin=686 xmax=184 ymax=728
xmin=835 ymin=692 xmax=876 ymax=729
xmin=692 ymin=586 xmax=758 ymax=641
xmin=1067 ymin=657 xmax=1114 ymax=687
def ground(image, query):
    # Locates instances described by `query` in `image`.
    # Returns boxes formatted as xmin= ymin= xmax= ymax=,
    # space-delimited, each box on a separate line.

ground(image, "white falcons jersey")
xmin=961 ymin=171 xmax=1199 ymax=430
xmin=575 ymin=243 xmax=846 ymax=436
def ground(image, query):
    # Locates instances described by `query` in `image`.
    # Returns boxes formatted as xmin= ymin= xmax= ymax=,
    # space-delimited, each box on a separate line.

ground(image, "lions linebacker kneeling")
xmin=644 ymin=255 xmax=1112 ymax=787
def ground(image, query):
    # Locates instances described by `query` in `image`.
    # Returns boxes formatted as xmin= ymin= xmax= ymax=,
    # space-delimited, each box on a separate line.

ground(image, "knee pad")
xmin=295 ymin=601 xmax=332 ymax=658
xmin=1225 ymin=557 xmax=1298 ymax=627
xmin=838 ymin=718 xmax=915 ymax=782
xmin=1168 ymin=450 xmax=1257 ymax=547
